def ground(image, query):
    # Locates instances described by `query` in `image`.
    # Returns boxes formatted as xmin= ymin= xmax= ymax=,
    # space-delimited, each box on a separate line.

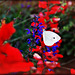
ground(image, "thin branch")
xmin=14 ymin=4 xmax=55 ymax=27
xmin=14 ymin=17 xmax=33 ymax=27
xmin=14 ymin=6 xmax=39 ymax=24
xmin=61 ymin=58 xmax=75 ymax=66
xmin=61 ymin=67 xmax=71 ymax=70
xmin=0 ymin=1 xmax=8 ymax=6
xmin=8 ymin=34 xmax=31 ymax=42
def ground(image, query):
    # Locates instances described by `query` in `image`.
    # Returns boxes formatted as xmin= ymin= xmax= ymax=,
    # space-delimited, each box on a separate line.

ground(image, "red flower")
xmin=38 ymin=17 xmax=45 ymax=24
xmin=36 ymin=66 xmax=44 ymax=74
xmin=54 ymin=50 xmax=59 ymax=53
xmin=45 ymin=70 xmax=55 ymax=75
xmin=45 ymin=51 xmax=53 ymax=57
xmin=40 ymin=41 xmax=45 ymax=47
xmin=50 ymin=23 xmax=59 ymax=28
xmin=46 ymin=56 xmax=58 ymax=61
xmin=0 ymin=43 xmax=24 ymax=62
xmin=37 ymin=60 xmax=43 ymax=66
xmin=51 ymin=28 xmax=60 ymax=33
xmin=59 ymin=39 xmax=62 ymax=43
xmin=45 ymin=61 xmax=57 ymax=69
xmin=0 ymin=21 xmax=34 ymax=74
xmin=55 ymin=54 xmax=63 ymax=58
xmin=51 ymin=5 xmax=61 ymax=13
xmin=32 ymin=46 xmax=41 ymax=52
xmin=0 ymin=21 xmax=16 ymax=45
xmin=44 ymin=11 xmax=50 ymax=16
xmin=61 ymin=5 xmax=68 ymax=14
xmin=39 ymin=1 xmax=47 ymax=9
xmin=52 ymin=17 xmax=60 ymax=23
xmin=0 ymin=53 xmax=6 ymax=64
xmin=31 ymin=22 xmax=38 ymax=27
xmin=38 ymin=12 xmax=44 ymax=17
xmin=49 ymin=10 xmax=56 ymax=15
xmin=44 ymin=15 xmax=50 ymax=21
xmin=71 ymin=69 xmax=75 ymax=74
xmin=49 ymin=0 xmax=61 ymax=4
xmin=56 ymin=62 xmax=61 ymax=67
xmin=51 ymin=5 xmax=60 ymax=11
xmin=0 ymin=62 xmax=34 ymax=74
xmin=33 ymin=53 xmax=41 ymax=60
xmin=0 ymin=43 xmax=34 ymax=74
xmin=35 ymin=35 xmax=41 ymax=39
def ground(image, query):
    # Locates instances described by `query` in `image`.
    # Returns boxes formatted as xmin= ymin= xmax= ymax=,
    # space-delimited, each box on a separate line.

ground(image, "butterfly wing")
xmin=43 ymin=31 xmax=61 ymax=46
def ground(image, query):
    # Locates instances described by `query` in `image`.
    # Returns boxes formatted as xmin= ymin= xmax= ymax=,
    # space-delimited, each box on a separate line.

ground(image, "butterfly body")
xmin=43 ymin=31 xmax=61 ymax=46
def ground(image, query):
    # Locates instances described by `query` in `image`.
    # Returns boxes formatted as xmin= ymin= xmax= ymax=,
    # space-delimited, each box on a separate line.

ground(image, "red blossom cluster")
xmin=29 ymin=1 xmax=69 ymax=74
xmin=0 ymin=20 xmax=34 ymax=74
xmin=0 ymin=1 xmax=74 ymax=74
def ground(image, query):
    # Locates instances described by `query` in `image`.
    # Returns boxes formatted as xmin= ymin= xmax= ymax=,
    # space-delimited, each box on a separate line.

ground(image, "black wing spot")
xmin=53 ymin=37 xmax=55 ymax=39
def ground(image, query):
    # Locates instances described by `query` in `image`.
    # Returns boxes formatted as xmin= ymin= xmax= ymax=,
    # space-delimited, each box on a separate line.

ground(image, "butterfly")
xmin=43 ymin=30 xmax=61 ymax=46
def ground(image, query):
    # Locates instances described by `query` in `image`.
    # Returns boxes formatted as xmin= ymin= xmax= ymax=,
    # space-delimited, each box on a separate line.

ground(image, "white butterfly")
xmin=43 ymin=30 xmax=61 ymax=46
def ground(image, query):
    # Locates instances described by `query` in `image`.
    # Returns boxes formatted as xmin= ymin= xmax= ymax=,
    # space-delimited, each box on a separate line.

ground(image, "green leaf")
xmin=60 ymin=7 xmax=63 ymax=10
xmin=44 ymin=19 xmax=46 ymax=22
xmin=4 ymin=41 xmax=8 ymax=44
xmin=63 ymin=3 xmax=67 ymax=6
xmin=50 ymin=19 xmax=53 ymax=22
xmin=54 ymin=16 xmax=58 ymax=18
xmin=67 ymin=49 xmax=73 ymax=55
